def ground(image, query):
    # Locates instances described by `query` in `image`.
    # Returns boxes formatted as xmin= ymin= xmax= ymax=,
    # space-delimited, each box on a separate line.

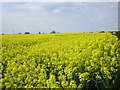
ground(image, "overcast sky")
xmin=2 ymin=2 xmax=118 ymax=34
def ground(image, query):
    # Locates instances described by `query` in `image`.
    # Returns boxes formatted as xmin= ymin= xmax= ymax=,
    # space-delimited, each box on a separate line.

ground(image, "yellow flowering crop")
xmin=2 ymin=32 xmax=120 ymax=89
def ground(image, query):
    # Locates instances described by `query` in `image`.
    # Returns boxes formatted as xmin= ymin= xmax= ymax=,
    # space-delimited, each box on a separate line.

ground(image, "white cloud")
xmin=13 ymin=3 xmax=43 ymax=11
xmin=3 ymin=12 xmax=28 ymax=21
xmin=53 ymin=9 xmax=61 ymax=13
xmin=36 ymin=22 xmax=43 ymax=26
xmin=28 ymin=5 xmax=43 ymax=11
xmin=109 ymin=4 xmax=116 ymax=8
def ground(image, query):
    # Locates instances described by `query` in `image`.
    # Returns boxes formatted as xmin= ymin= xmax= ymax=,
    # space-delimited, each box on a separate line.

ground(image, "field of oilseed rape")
xmin=2 ymin=32 xmax=120 ymax=89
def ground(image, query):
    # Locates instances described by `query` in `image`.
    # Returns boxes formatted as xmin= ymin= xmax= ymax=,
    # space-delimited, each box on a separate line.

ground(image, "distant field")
xmin=2 ymin=32 xmax=120 ymax=89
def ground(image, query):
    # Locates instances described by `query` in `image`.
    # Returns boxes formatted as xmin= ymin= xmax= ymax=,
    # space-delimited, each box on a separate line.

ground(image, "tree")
xmin=25 ymin=32 xmax=30 ymax=34
xmin=99 ymin=31 xmax=104 ymax=33
xmin=50 ymin=31 xmax=56 ymax=33
xmin=39 ymin=32 xmax=41 ymax=34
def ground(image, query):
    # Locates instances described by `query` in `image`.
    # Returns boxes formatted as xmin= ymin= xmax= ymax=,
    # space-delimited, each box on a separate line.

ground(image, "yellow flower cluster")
xmin=2 ymin=32 xmax=120 ymax=89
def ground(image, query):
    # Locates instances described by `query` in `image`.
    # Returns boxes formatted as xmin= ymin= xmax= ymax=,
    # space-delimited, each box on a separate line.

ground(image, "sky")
xmin=1 ymin=0 xmax=120 ymax=2
xmin=2 ymin=2 xmax=118 ymax=34
xmin=118 ymin=2 xmax=120 ymax=31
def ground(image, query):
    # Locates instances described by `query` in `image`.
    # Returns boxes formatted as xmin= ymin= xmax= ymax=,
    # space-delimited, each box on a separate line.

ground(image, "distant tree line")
xmin=24 ymin=31 xmax=57 ymax=34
